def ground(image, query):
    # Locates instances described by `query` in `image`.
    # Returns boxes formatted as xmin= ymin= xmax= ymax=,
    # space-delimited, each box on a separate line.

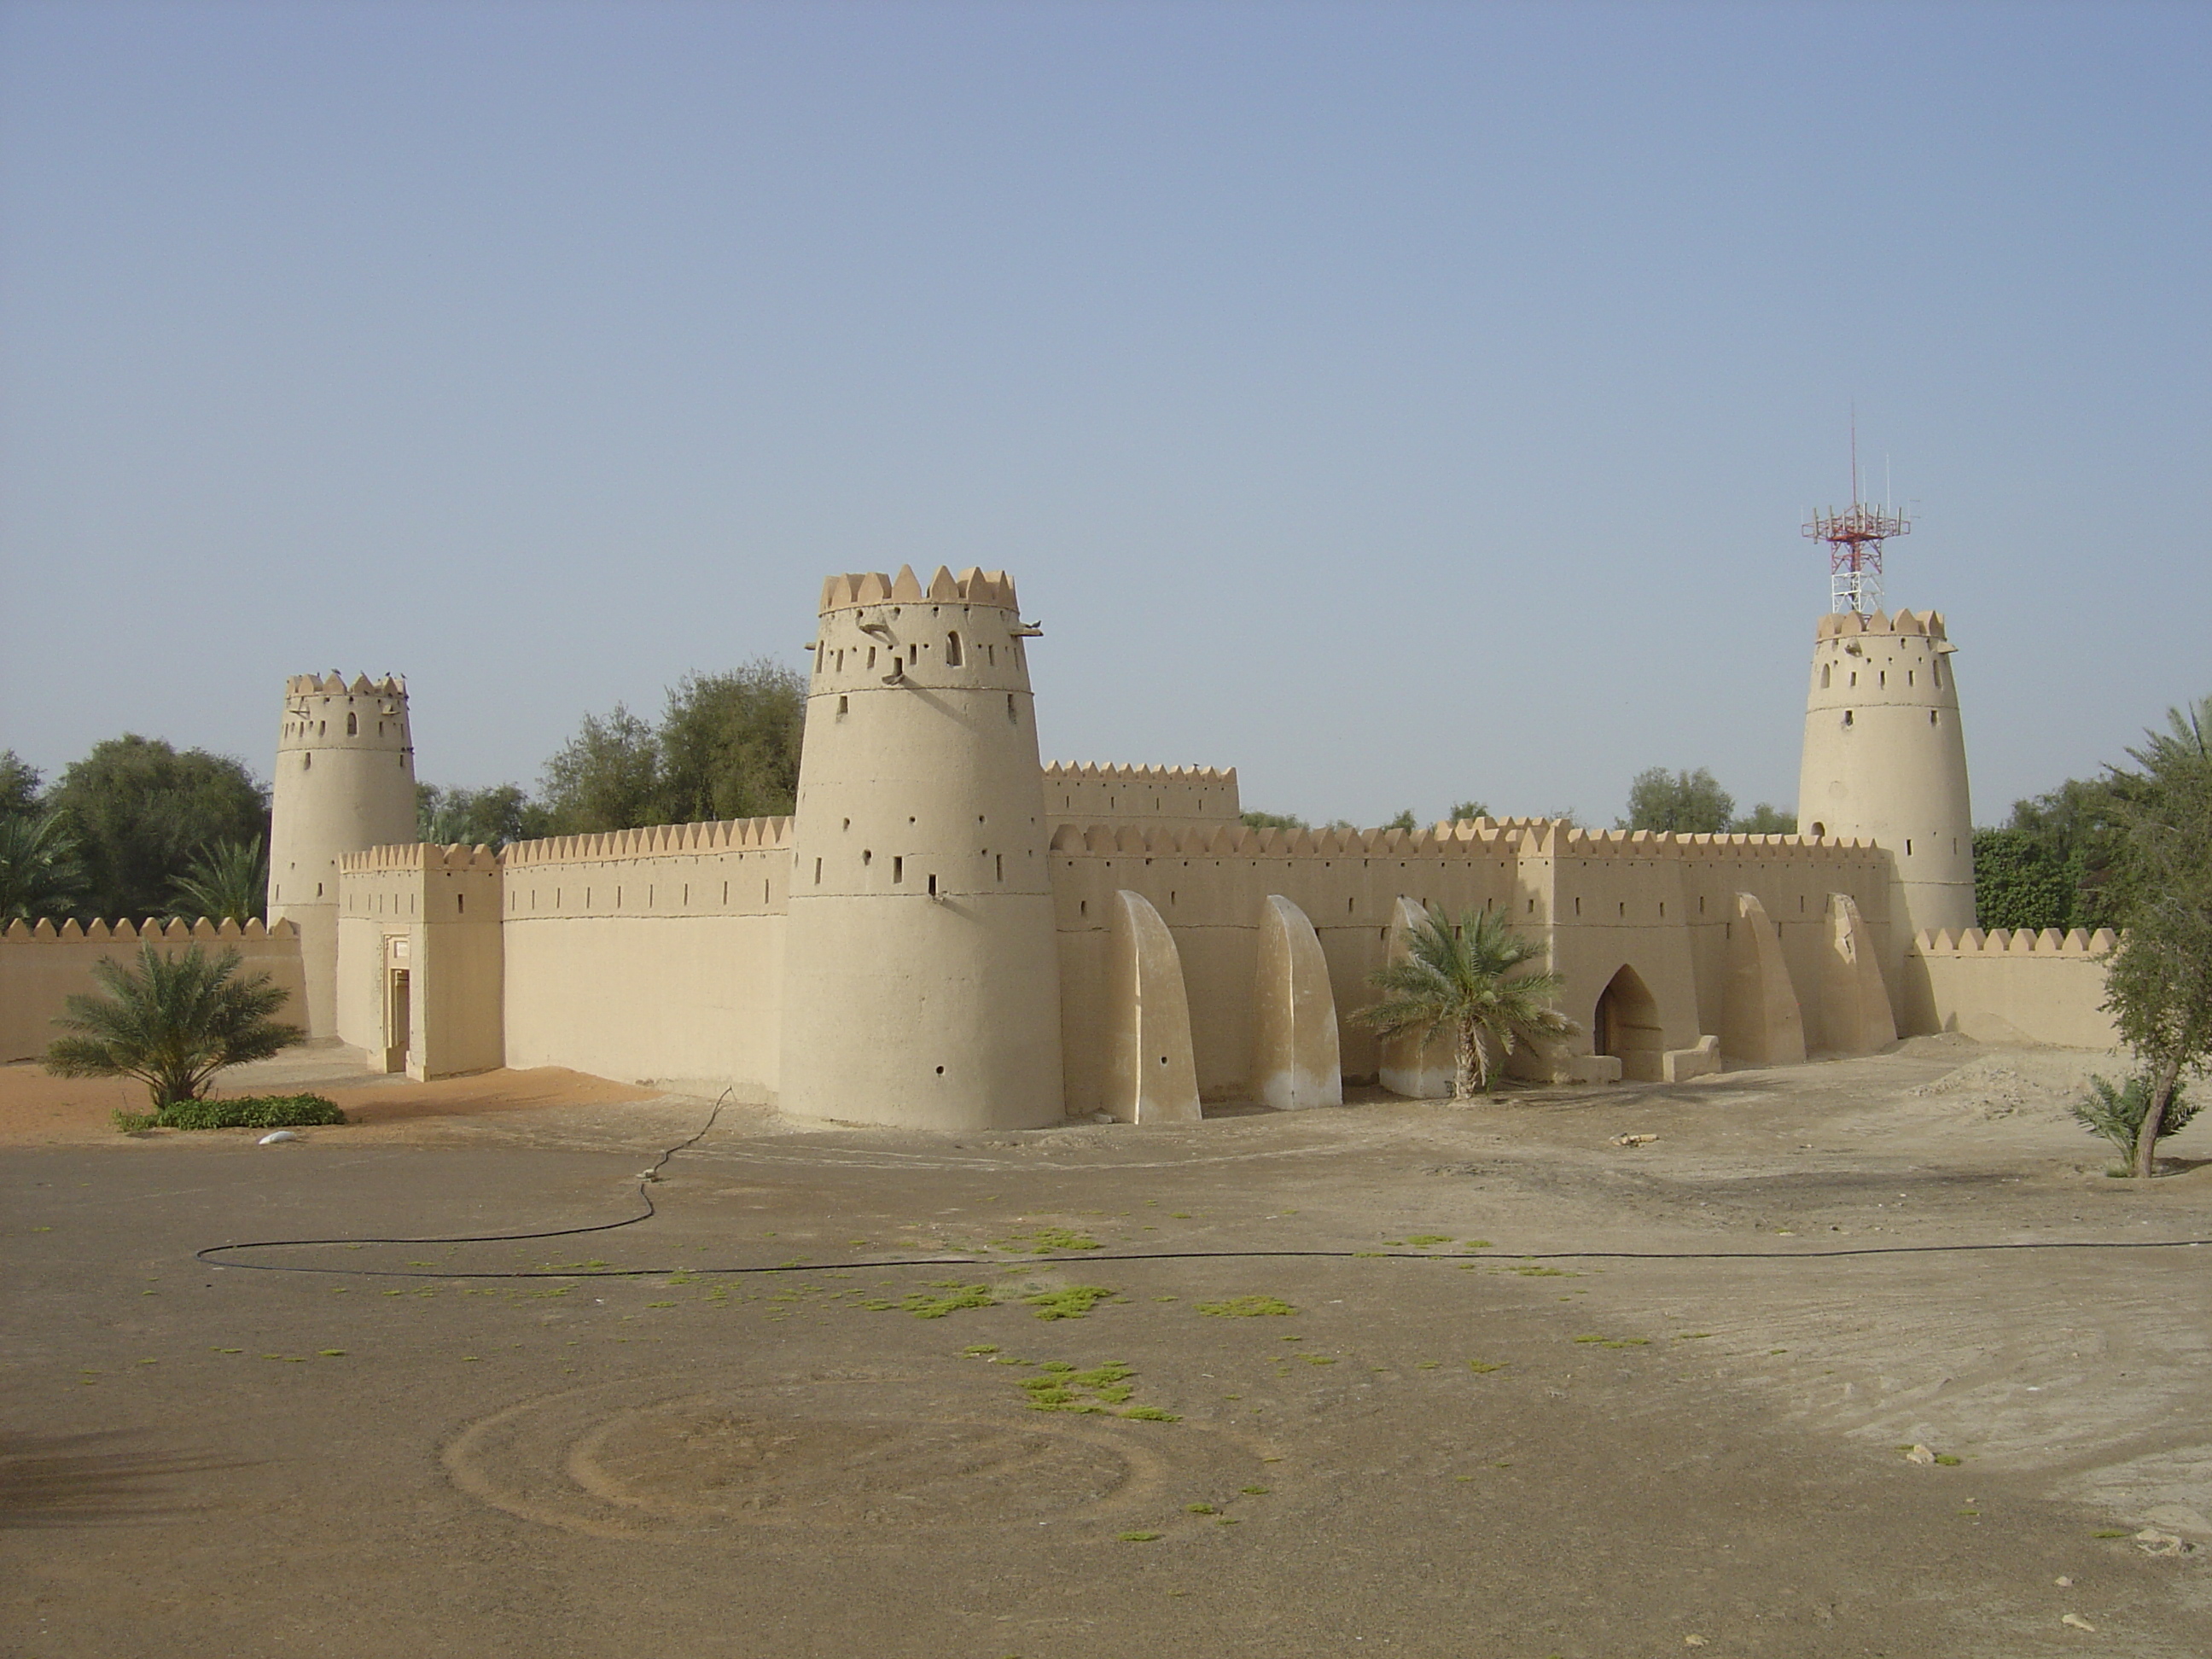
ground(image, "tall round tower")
xmin=780 ymin=565 xmax=1065 ymax=1130
xmin=267 ymin=672 xmax=418 ymax=1037
xmin=1796 ymin=608 xmax=1975 ymax=946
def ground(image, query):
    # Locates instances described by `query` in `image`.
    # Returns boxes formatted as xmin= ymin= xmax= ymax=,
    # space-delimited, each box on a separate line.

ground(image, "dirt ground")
xmin=3 ymin=1036 xmax=2209 ymax=1658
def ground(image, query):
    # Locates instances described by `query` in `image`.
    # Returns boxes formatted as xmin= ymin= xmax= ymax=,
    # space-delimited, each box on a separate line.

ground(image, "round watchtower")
xmin=781 ymin=565 xmax=1065 ymax=1129
xmin=267 ymin=672 xmax=418 ymax=1037
xmin=1796 ymin=609 xmax=1974 ymax=946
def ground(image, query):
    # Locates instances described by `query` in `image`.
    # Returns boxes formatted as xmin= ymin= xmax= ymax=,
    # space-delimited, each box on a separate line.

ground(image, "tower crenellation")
xmin=268 ymin=670 xmax=419 ymax=1036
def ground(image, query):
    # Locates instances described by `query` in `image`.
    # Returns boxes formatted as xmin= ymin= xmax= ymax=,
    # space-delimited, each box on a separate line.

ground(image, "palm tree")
xmin=0 ymin=811 xmax=89 ymax=923
xmin=168 ymin=835 xmax=268 ymax=926
xmin=1353 ymin=904 xmax=1575 ymax=1098
xmin=45 ymin=944 xmax=303 ymax=1109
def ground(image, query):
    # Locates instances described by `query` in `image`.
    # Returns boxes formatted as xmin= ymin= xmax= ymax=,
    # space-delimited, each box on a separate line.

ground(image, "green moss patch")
xmin=1022 ymin=1284 xmax=1120 ymax=1320
xmin=1195 ymin=1295 xmax=1298 ymax=1318
xmin=861 ymin=1282 xmax=998 ymax=1318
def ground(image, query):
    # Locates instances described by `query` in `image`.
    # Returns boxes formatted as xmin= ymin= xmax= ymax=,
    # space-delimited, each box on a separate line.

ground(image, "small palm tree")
xmin=1353 ymin=904 xmax=1575 ymax=1098
xmin=169 ymin=835 xmax=268 ymax=926
xmin=45 ymin=944 xmax=303 ymax=1109
xmin=0 ymin=811 xmax=89 ymax=923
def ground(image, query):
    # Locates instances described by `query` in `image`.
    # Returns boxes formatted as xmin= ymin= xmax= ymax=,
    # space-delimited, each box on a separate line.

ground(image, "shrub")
xmin=132 ymin=1093 xmax=346 ymax=1132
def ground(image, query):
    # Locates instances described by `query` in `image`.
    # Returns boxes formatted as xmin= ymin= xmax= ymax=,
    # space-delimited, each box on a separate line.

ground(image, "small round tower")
xmin=267 ymin=672 xmax=418 ymax=1037
xmin=1796 ymin=609 xmax=1975 ymax=946
xmin=780 ymin=565 xmax=1065 ymax=1129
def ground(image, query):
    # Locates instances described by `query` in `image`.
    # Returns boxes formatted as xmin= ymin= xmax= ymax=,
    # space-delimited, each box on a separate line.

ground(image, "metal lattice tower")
xmin=1802 ymin=428 xmax=1909 ymax=614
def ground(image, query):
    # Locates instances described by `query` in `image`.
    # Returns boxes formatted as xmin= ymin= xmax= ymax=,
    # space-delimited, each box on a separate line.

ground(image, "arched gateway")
xmin=1593 ymin=964 xmax=1665 ymax=1082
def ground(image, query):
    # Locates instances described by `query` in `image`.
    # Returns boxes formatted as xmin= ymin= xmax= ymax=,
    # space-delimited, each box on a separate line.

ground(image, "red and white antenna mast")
xmin=1803 ymin=420 xmax=1907 ymax=614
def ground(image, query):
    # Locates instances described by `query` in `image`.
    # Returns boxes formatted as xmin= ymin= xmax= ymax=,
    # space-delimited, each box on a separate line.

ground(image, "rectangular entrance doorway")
xmin=384 ymin=968 xmax=410 ymax=1074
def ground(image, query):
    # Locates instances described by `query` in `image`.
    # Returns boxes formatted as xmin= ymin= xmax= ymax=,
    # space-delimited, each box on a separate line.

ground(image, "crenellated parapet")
xmin=341 ymin=842 xmax=501 ymax=874
xmin=285 ymin=672 xmax=407 ymax=697
xmin=1045 ymin=763 xmax=1237 ymax=787
xmin=2 ymin=916 xmax=298 ymax=942
xmin=1048 ymin=819 xmax=1528 ymax=859
xmin=1814 ymin=607 xmax=1948 ymax=641
xmin=501 ymin=818 xmax=793 ymax=867
xmin=1531 ymin=825 xmax=1879 ymax=860
xmin=818 ymin=565 xmax=1020 ymax=612
xmin=1911 ymin=926 xmax=2117 ymax=958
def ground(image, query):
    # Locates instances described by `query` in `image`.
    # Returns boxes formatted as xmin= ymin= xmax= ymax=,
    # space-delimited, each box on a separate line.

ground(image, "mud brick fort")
xmin=1 ymin=566 xmax=2115 ymax=1122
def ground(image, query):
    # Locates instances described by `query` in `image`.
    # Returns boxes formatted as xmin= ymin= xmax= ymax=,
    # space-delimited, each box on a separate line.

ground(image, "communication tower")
xmin=1802 ymin=428 xmax=1908 ymax=614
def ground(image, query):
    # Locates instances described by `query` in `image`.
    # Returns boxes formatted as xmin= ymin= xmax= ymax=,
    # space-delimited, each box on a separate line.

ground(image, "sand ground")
xmin=3 ymin=1037 xmax=2209 ymax=1657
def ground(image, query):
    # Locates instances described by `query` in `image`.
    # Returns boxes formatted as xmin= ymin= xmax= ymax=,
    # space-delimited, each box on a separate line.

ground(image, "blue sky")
xmin=3 ymin=0 xmax=2204 ymax=826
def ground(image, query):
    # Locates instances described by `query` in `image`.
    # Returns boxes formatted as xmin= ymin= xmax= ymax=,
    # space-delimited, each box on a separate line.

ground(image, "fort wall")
xmin=497 ymin=820 xmax=791 ymax=1097
xmin=0 ymin=917 xmax=306 ymax=1062
xmin=1042 ymin=763 xmax=1241 ymax=833
xmin=1901 ymin=927 xmax=2120 ymax=1050
xmin=1047 ymin=819 xmax=1902 ymax=1107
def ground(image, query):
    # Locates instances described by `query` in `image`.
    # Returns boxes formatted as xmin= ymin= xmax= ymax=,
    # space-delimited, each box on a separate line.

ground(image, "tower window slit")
xmin=945 ymin=632 xmax=962 ymax=667
xmin=813 ymin=859 xmax=822 ymax=885
xmin=928 ymin=873 xmax=938 ymax=896
xmin=1007 ymin=695 xmax=1017 ymax=724
xmin=996 ymin=853 xmax=1004 ymax=882
xmin=893 ymin=857 xmax=903 ymax=883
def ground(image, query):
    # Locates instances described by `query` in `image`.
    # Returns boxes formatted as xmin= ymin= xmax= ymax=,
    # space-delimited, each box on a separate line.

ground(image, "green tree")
xmin=44 ymin=944 xmax=303 ymax=1110
xmin=1445 ymin=800 xmax=1491 ymax=824
xmin=656 ymin=662 xmax=806 ymax=823
xmin=2100 ymin=696 xmax=2212 ymax=1177
xmin=1240 ymin=811 xmax=1307 ymax=831
xmin=0 ymin=811 xmax=90 ymax=923
xmin=168 ymin=836 xmax=268 ymax=925
xmin=0 ymin=750 xmax=41 ymax=818
xmin=539 ymin=705 xmax=662 ymax=834
xmin=535 ymin=661 xmax=809 ymax=835
xmin=1620 ymin=767 xmax=1735 ymax=835
xmin=1382 ymin=809 xmax=1418 ymax=833
xmin=1351 ymin=904 xmax=1575 ymax=1097
xmin=1974 ymin=828 xmax=2078 ymax=931
xmin=417 ymin=783 xmax=552 ymax=848
xmin=44 ymin=736 xmax=267 ymax=923
xmin=1978 ymin=777 xmax=2123 ymax=932
xmin=1732 ymin=802 xmax=1797 ymax=835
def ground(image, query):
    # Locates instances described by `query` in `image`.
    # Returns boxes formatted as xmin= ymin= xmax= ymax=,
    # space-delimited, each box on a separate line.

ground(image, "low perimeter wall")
xmin=0 ymin=917 xmax=308 ymax=1062
xmin=1902 ymin=927 xmax=2120 ymax=1050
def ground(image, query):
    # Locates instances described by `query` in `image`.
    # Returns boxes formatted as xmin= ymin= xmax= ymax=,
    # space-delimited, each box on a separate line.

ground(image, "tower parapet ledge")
xmin=1814 ymin=608 xmax=1947 ymax=641
xmin=818 ymin=565 xmax=1019 ymax=612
